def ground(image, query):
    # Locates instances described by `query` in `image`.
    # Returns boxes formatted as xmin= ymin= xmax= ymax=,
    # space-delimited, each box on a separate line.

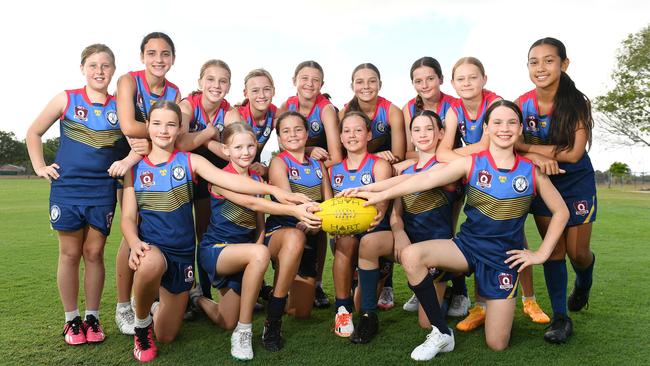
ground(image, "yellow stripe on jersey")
xmin=466 ymin=186 xmax=532 ymax=221
xmin=402 ymin=189 xmax=449 ymax=215
xmin=62 ymin=119 xmax=122 ymax=149
xmin=136 ymin=182 xmax=193 ymax=212
xmin=289 ymin=182 xmax=322 ymax=202
xmin=221 ymin=200 xmax=257 ymax=229
xmin=524 ymin=135 xmax=545 ymax=145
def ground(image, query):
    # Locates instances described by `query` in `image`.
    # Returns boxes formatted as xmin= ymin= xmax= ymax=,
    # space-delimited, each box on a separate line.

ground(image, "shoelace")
xmin=135 ymin=327 xmax=151 ymax=350
xmin=451 ymin=296 xmax=463 ymax=308
xmin=380 ymin=290 xmax=393 ymax=303
xmin=338 ymin=313 xmax=351 ymax=326
xmin=86 ymin=316 xmax=100 ymax=332
xmin=239 ymin=331 xmax=253 ymax=348
xmin=423 ymin=329 xmax=444 ymax=346
xmin=62 ymin=317 xmax=82 ymax=336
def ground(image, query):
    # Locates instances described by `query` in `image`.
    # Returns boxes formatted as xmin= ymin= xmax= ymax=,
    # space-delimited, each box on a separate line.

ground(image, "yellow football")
xmin=316 ymin=197 xmax=378 ymax=235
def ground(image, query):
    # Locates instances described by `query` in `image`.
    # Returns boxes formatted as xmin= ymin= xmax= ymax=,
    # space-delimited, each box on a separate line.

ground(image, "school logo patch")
xmin=106 ymin=212 xmax=114 ymax=229
xmin=361 ymin=172 xmax=372 ymax=185
xmin=106 ymin=110 xmax=118 ymax=126
xmin=573 ymin=200 xmax=589 ymax=216
xmin=289 ymin=167 xmax=301 ymax=181
xmin=512 ymin=175 xmax=529 ymax=193
xmin=50 ymin=205 xmax=61 ymax=223
xmin=376 ymin=121 xmax=386 ymax=133
xmin=136 ymin=94 xmax=144 ymax=109
xmin=476 ymin=169 xmax=492 ymax=189
xmin=316 ymin=168 xmax=323 ymax=179
xmin=216 ymin=123 xmax=224 ymax=133
xmin=459 ymin=120 xmax=467 ymax=138
xmin=310 ymin=121 xmax=321 ymax=133
xmin=184 ymin=265 xmax=194 ymax=283
xmin=263 ymin=125 xmax=272 ymax=137
xmin=333 ymin=173 xmax=344 ymax=187
xmin=139 ymin=170 xmax=154 ymax=188
xmin=526 ymin=115 xmax=539 ymax=132
xmin=172 ymin=165 xmax=186 ymax=181
xmin=74 ymin=105 xmax=88 ymax=121
xmin=498 ymin=272 xmax=514 ymax=291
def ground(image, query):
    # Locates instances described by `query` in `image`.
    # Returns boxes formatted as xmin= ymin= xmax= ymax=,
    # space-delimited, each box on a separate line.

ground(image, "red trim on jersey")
xmin=371 ymin=96 xmax=393 ymax=126
xmin=143 ymin=149 xmax=178 ymax=167
xmin=62 ymin=90 xmax=73 ymax=121
xmin=342 ymin=153 xmax=371 ymax=172
xmin=186 ymin=152 xmax=195 ymax=183
xmin=282 ymin=150 xmax=310 ymax=166
xmin=415 ymin=155 xmax=438 ymax=171
xmin=466 ymin=153 xmax=477 ymax=184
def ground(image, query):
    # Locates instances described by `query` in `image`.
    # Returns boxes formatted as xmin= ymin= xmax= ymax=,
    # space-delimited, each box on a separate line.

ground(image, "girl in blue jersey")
xmin=279 ymin=61 xmax=342 ymax=167
xmin=188 ymin=122 xmax=320 ymax=360
xmin=348 ymin=101 xmax=569 ymax=360
xmin=121 ymin=102 xmax=311 ymax=363
xmin=26 ymin=44 xmax=138 ymax=345
xmin=329 ymin=111 xmax=392 ymax=343
xmin=515 ymin=37 xmax=597 ymax=344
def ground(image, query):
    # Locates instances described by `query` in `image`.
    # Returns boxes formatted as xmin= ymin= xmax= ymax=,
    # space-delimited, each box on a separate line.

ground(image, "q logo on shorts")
xmin=184 ymin=265 xmax=194 ymax=283
xmin=498 ymin=272 xmax=514 ymax=291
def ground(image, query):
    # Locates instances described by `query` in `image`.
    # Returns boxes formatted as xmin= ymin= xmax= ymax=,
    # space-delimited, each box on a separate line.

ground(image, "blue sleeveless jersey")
xmin=400 ymin=156 xmax=456 ymax=243
xmin=266 ymin=151 xmax=324 ymax=229
xmin=201 ymin=163 xmax=263 ymax=246
xmin=450 ymin=90 xmax=500 ymax=145
xmin=457 ymin=150 xmax=536 ymax=270
xmin=185 ymin=92 xmax=231 ymax=134
xmin=366 ymin=96 xmax=393 ymax=154
xmin=406 ymin=93 xmax=457 ymax=127
xmin=51 ymin=88 xmax=122 ymax=205
xmin=128 ymin=70 xmax=180 ymax=122
xmin=132 ymin=151 xmax=195 ymax=261
xmin=237 ymin=102 xmax=276 ymax=146
xmin=329 ymin=153 xmax=381 ymax=195
xmin=286 ymin=94 xmax=333 ymax=149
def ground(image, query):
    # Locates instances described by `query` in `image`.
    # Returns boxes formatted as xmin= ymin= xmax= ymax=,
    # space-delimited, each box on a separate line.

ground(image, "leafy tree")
xmin=0 ymin=131 xmax=27 ymax=165
xmin=43 ymin=137 xmax=60 ymax=165
xmin=595 ymin=25 xmax=650 ymax=146
xmin=608 ymin=161 xmax=631 ymax=187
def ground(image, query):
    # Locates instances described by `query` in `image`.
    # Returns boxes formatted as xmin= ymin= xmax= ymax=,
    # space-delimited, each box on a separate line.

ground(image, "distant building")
xmin=0 ymin=164 xmax=27 ymax=175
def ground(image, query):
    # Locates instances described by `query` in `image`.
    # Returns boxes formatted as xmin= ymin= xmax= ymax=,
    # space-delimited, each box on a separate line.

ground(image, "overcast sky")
xmin=2 ymin=0 xmax=648 ymax=171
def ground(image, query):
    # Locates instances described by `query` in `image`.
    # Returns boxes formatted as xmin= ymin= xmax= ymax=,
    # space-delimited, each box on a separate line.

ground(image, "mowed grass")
xmin=1 ymin=179 xmax=649 ymax=365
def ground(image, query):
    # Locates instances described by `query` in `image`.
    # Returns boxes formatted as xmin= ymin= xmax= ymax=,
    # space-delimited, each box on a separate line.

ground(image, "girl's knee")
xmin=155 ymin=331 xmax=178 ymax=344
xmin=252 ymin=246 xmax=271 ymax=265
xmin=486 ymin=338 xmax=509 ymax=352
xmin=83 ymin=247 xmax=105 ymax=263
xmin=400 ymin=247 xmax=421 ymax=274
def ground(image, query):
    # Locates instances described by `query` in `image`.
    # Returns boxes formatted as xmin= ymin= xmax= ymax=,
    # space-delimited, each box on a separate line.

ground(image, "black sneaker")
xmin=567 ymin=285 xmax=590 ymax=312
xmin=262 ymin=319 xmax=283 ymax=352
xmin=543 ymin=314 xmax=573 ymax=344
xmin=314 ymin=285 xmax=330 ymax=309
xmin=350 ymin=312 xmax=379 ymax=344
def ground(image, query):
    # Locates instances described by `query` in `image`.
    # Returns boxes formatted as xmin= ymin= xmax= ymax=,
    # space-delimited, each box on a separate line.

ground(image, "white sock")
xmin=85 ymin=310 xmax=99 ymax=320
xmin=117 ymin=302 xmax=131 ymax=310
xmin=135 ymin=315 xmax=152 ymax=329
xmin=65 ymin=309 xmax=80 ymax=322
xmin=235 ymin=322 xmax=252 ymax=332
xmin=150 ymin=301 xmax=159 ymax=315
xmin=522 ymin=295 xmax=536 ymax=303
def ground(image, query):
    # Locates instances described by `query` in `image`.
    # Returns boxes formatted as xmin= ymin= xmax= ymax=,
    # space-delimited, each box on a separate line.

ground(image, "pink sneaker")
xmin=62 ymin=316 xmax=86 ymax=345
xmin=83 ymin=315 xmax=106 ymax=343
xmin=133 ymin=324 xmax=157 ymax=363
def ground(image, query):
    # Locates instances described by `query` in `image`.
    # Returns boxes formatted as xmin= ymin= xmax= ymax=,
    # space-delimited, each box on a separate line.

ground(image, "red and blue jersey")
xmin=266 ymin=151 xmax=324 ymax=229
xmin=457 ymin=150 xmax=536 ymax=270
xmin=329 ymin=153 xmax=381 ymax=195
xmin=285 ymin=94 xmax=333 ymax=149
xmin=400 ymin=156 xmax=456 ymax=243
xmin=451 ymin=90 xmax=500 ymax=145
xmin=517 ymin=89 xmax=553 ymax=145
xmin=406 ymin=93 xmax=457 ymax=126
xmin=185 ymin=92 xmax=231 ymax=134
xmin=51 ymin=88 xmax=122 ymax=206
xmin=201 ymin=163 xmax=263 ymax=246
xmin=128 ymin=70 xmax=180 ymax=122
xmin=237 ymin=102 xmax=276 ymax=146
xmin=132 ymin=150 xmax=195 ymax=261
xmin=366 ymin=96 xmax=393 ymax=154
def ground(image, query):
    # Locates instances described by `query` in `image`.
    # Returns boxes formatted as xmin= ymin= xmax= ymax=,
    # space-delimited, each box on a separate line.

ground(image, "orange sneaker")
xmin=334 ymin=306 xmax=354 ymax=337
xmin=523 ymin=299 xmax=551 ymax=324
xmin=456 ymin=304 xmax=485 ymax=332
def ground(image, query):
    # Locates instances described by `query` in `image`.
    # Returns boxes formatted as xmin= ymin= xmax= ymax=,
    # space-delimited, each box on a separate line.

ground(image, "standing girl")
xmin=516 ymin=37 xmax=597 ymax=343
xmin=26 ymin=44 xmax=134 ymax=345
xmin=121 ymin=102 xmax=310 ymax=363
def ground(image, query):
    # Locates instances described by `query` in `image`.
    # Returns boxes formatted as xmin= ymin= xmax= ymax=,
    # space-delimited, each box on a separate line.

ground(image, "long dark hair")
xmin=529 ymin=37 xmax=593 ymax=152
xmin=411 ymin=110 xmax=444 ymax=131
xmin=346 ymin=63 xmax=381 ymax=113
xmin=140 ymin=32 xmax=175 ymax=56
xmin=410 ymin=57 xmax=443 ymax=113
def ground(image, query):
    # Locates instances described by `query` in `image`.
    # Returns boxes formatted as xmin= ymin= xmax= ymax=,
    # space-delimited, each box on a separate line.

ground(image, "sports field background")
xmin=1 ymin=178 xmax=648 ymax=365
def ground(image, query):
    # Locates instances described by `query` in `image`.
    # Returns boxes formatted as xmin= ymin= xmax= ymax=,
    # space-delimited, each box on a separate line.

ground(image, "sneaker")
xmin=523 ymin=299 xmax=551 ymax=324
xmin=83 ymin=315 xmax=106 ymax=343
xmin=189 ymin=283 xmax=203 ymax=308
xmin=543 ymin=314 xmax=573 ymax=344
xmin=350 ymin=312 xmax=379 ymax=344
xmin=567 ymin=286 xmax=590 ymax=312
xmin=261 ymin=319 xmax=283 ymax=352
xmin=62 ymin=316 xmax=86 ymax=345
xmin=377 ymin=287 xmax=394 ymax=311
xmin=115 ymin=305 xmax=136 ymax=335
xmin=456 ymin=304 xmax=485 ymax=332
xmin=314 ymin=285 xmax=330 ymax=309
xmin=447 ymin=295 xmax=470 ymax=317
xmin=133 ymin=324 xmax=157 ymax=363
xmin=403 ymin=294 xmax=419 ymax=312
xmin=231 ymin=328 xmax=254 ymax=361
xmin=410 ymin=326 xmax=455 ymax=361
xmin=334 ymin=306 xmax=354 ymax=337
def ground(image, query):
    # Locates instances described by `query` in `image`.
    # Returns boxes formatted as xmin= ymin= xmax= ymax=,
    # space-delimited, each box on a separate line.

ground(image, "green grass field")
xmin=1 ymin=179 xmax=649 ymax=365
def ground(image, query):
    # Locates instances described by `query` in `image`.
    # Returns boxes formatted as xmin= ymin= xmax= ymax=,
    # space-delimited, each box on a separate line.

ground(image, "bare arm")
xmin=116 ymin=74 xmax=148 ymax=138
xmin=26 ymin=91 xmax=67 ymax=182
xmin=389 ymin=104 xmax=406 ymax=162
xmin=389 ymin=197 xmax=410 ymax=264
xmin=517 ymin=127 xmax=589 ymax=164
xmin=321 ymin=105 xmax=343 ymax=167
xmin=402 ymin=104 xmax=418 ymax=160
xmin=174 ymin=99 xmax=218 ymax=151
xmin=120 ymin=172 xmax=151 ymax=270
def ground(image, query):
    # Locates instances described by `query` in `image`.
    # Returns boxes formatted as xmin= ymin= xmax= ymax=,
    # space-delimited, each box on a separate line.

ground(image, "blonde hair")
xmin=199 ymin=59 xmax=231 ymax=80
xmin=221 ymin=121 xmax=256 ymax=145
xmin=81 ymin=44 xmax=115 ymax=67
xmin=451 ymin=57 xmax=485 ymax=79
xmin=244 ymin=68 xmax=274 ymax=88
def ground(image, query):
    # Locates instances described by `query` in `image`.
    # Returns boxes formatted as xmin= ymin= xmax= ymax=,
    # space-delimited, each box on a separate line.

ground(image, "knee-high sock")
xmin=409 ymin=272 xmax=450 ymax=335
xmin=544 ymin=259 xmax=568 ymax=316
xmin=571 ymin=253 xmax=595 ymax=291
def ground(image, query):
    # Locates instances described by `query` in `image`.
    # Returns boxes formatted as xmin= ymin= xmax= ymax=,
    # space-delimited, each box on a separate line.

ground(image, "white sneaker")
xmin=334 ymin=306 xmax=354 ymax=337
xmin=403 ymin=294 xmax=419 ymax=312
xmin=115 ymin=305 xmax=136 ymax=335
xmin=410 ymin=326 xmax=455 ymax=361
xmin=447 ymin=295 xmax=470 ymax=317
xmin=189 ymin=283 xmax=203 ymax=308
xmin=231 ymin=328 xmax=254 ymax=361
xmin=377 ymin=287 xmax=395 ymax=310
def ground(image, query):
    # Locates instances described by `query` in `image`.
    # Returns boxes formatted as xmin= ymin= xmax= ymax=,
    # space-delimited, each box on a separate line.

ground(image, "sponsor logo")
xmin=476 ymin=169 xmax=492 ymax=189
xmin=140 ymin=170 xmax=154 ymax=188
xmin=498 ymin=272 xmax=514 ymax=290
xmin=573 ymin=200 xmax=589 ymax=216
xmin=499 ymin=176 xmax=507 ymax=183
xmin=106 ymin=110 xmax=118 ymax=125
xmin=184 ymin=265 xmax=194 ymax=283
xmin=512 ymin=175 xmax=529 ymax=193
xmin=50 ymin=205 xmax=61 ymax=223
xmin=94 ymin=109 xmax=102 ymax=117
xmin=172 ymin=165 xmax=186 ymax=181
xmin=159 ymin=169 xmax=167 ymax=177
xmin=74 ymin=105 xmax=88 ymax=121
xmin=361 ymin=172 xmax=372 ymax=185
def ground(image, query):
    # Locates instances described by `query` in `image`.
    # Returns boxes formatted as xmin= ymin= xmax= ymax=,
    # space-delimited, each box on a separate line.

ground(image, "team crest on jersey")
xmin=263 ymin=125 xmax=272 ymax=137
xmin=172 ymin=165 xmax=186 ymax=181
xmin=498 ymin=273 xmax=514 ymax=290
xmin=573 ymin=200 xmax=589 ymax=216
xmin=310 ymin=121 xmax=321 ymax=133
xmin=216 ymin=123 xmax=224 ymax=133
xmin=74 ymin=105 xmax=88 ymax=121
xmin=139 ymin=170 xmax=154 ymax=188
xmin=499 ymin=176 xmax=507 ymax=183
xmin=459 ymin=121 xmax=467 ymax=137
xmin=183 ymin=265 xmax=194 ymax=283
xmin=136 ymin=94 xmax=144 ymax=109
xmin=50 ymin=205 xmax=61 ymax=223
xmin=289 ymin=167 xmax=301 ymax=180
xmin=106 ymin=110 xmax=118 ymax=126
xmin=361 ymin=172 xmax=372 ymax=185
xmin=333 ymin=174 xmax=344 ymax=188
xmin=316 ymin=168 xmax=323 ymax=179
xmin=106 ymin=212 xmax=114 ymax=229
xmin=376 ymin=121 xmax=386 ymax=133
xmin=512 ymin=175 xmax=529 ymax=194
xmin=476 ymin=170 xmax=492 ymax=189
xmin=526 ymin=115 xmax=539 ymax=132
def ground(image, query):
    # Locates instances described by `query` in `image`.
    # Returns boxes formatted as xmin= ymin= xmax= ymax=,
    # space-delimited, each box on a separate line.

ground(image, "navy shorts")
xmin=49 ymin=202 xmax=115 ymax=236
xmin=199 ymin=243 xmax=244 ymax=294
xmin=452 ymin=237 xmax=519 ymax=300
xmin=157 ymin=247 xmax=195 ymax=294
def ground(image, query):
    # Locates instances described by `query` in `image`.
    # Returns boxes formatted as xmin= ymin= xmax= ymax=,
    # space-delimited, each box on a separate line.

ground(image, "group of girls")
xmin=27 ymin=30 xmax=597 ymax=362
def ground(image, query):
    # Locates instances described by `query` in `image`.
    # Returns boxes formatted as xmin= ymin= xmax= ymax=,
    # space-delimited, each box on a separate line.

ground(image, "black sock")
xmin=451 ymin=275 xmax=468 ymax=296
xmin=409 ymin=271 xmax=450 ymax=335
xmin=266 ymin=295 xmax=287 ymax=321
